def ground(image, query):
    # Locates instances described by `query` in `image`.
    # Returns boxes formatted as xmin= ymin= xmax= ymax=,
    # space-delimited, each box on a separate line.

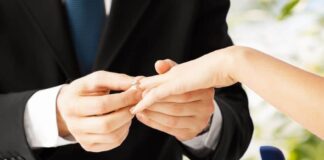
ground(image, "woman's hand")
xmin=131 ymin=45 xmax=324 ymax=139
xmin=131 ymin=46 xmax=241 ymax=114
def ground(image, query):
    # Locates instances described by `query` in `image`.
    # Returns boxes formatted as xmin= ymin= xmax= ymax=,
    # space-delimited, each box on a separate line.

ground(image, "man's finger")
xmin=76 ymin=88 xmax=141 ymax=116
xmin=77 ymin=107 xmax=134 ymax=134
xmin=146 ymin=101 xmax=203 ymax=116
xmin=141 ymin=110 xmax=194 ymax=129
xmin=73 ymin=71 xmax=135 ymax=93
xmin=155 ymin=59 xmax=177 ymax=74
xmin=136 ymin=112 xmax=189 ymax=137
xmin=79 ymin=121 xmax=131 ymax=144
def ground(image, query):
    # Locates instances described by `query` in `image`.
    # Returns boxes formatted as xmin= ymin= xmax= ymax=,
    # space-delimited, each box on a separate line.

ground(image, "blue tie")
xmin=65 ymin=0 xmax=105 ymax=74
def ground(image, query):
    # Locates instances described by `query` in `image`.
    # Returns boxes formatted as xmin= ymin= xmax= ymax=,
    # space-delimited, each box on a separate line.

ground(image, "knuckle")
xmin=196 ymin=117 xmax=211 ymax=132
xmin=183 ymin=133 xmax=192 ymax=140
xmin=206 ymin=102 xmax=215 ymax=113
xmin=201 ymin=117 xmax=211 ymax=128
xmin=114 ymin=141 xmax=123 ymax=148
xmin=177 ymin=134 xmax=189 ymax=141
xmin=181 ymin=131 xmax=196 ymax=141
xmin=94 ymin=70 xmax=106 ymax=76
xmin=111 ymin=134 xmax=125 ymax=148
xmin=93 ymin=76 xmax=102 ymax=86
xmin=91 ymin=71 xmax=105 ymax=82
xmin=109 ymin=133 xmax=120 ymax=142
xmin=80 ymin=143 xmax=95 ymax=152
xmin=115 ymin=135 xmax=125 ymax=145
xmin=202 ymin=100 xmax=215 ymax=114
xmin=118 ymin=73 xmax=129 ymax=79
xmin=60 ymin=104 xmax=72 ymax=116
xmin=69 ymin=80 xmax=81 ymax=88
xmin=68 ymin=122 xmax=80 ymax=133
xmin=207 ymin=89 xmax=215 ymax=97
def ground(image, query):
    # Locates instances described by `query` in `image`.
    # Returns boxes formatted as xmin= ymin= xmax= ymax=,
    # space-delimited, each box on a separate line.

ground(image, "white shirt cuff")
xmin=181 ymin=101 xmax=223 ymax=156
xmin=24 ymin=85 xmax=76 ymax=148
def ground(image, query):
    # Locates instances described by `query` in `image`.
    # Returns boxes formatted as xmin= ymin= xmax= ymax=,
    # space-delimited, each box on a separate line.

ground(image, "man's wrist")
xmin=197 ymin=114 xmax=213 ymax=136
xmin=24 ymin=85 xmax=73 ymax=148
xmin=56 ymin=85 xmax=70 ymax=137
xmin=57 ymin=105 xmax=70 ymax=137
xmin=181 ymin=100 xmax=222 ymax=157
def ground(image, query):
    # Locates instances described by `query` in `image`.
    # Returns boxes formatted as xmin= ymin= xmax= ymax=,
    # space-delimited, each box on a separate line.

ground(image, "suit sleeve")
xmin=181 ymin=0 xmax=254 ymax=159
xmin=0 ymin=91 xmax=38 ymax=160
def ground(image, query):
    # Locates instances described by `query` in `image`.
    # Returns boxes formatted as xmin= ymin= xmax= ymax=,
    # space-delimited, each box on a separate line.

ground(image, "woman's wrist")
xmin=201 ymin=47 xmax=240 ymax=87
xmin=226 ymin=46 xmax=251 ymax=84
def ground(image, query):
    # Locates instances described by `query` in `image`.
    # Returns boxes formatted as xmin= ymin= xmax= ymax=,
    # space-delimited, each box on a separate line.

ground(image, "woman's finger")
xmin=158 ymin=89 xmax=214 ymax=103
xmin=131 ymin=82 xmax=179 ymax=114
xmin=139 ymin=75 xmax=166 ymax=91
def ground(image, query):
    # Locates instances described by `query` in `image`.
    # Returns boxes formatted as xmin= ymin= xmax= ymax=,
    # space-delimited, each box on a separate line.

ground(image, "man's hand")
xmin=135 ymin=60 xmax=215 ymax=141
xmin=57 ymin=71 xmax=141 ymax=152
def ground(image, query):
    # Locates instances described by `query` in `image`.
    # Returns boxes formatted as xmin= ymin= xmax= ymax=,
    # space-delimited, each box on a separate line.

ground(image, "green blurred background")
xmin=226 ymin=0 xmax=324 ymax=159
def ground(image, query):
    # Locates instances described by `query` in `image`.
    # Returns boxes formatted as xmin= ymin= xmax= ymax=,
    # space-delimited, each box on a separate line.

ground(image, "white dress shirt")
xmin=24 ymin=0 xmax=223 ymax=156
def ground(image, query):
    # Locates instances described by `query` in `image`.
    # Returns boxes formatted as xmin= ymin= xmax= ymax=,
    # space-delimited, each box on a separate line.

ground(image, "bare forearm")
xmin=226 ymin=47 xmax=324 ymax=139
xmin=134 ymin=46 xmax=324 ymax=138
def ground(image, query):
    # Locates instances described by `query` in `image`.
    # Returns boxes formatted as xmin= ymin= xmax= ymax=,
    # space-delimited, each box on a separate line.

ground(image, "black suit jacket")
xmin=0 ymin=0 xmax=253 ymax=160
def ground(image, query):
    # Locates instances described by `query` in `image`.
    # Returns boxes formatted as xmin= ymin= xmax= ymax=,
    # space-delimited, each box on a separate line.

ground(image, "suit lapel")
xmin=19 ymin=0 xmax=80 ymax=79
xmin=94 ymin=0 xmax=151 ymax=70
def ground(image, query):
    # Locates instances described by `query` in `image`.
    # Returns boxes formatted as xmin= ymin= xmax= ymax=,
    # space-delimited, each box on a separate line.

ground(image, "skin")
xmin=135 ymin=60 xmax=215 ymax=141
xmin=132 ymin=46 xmax=324 ymax=140
xmin=57 ymin=67 xmax=215 ymax=152
xmin=57 ymin=71 xmax=141 ymax=152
